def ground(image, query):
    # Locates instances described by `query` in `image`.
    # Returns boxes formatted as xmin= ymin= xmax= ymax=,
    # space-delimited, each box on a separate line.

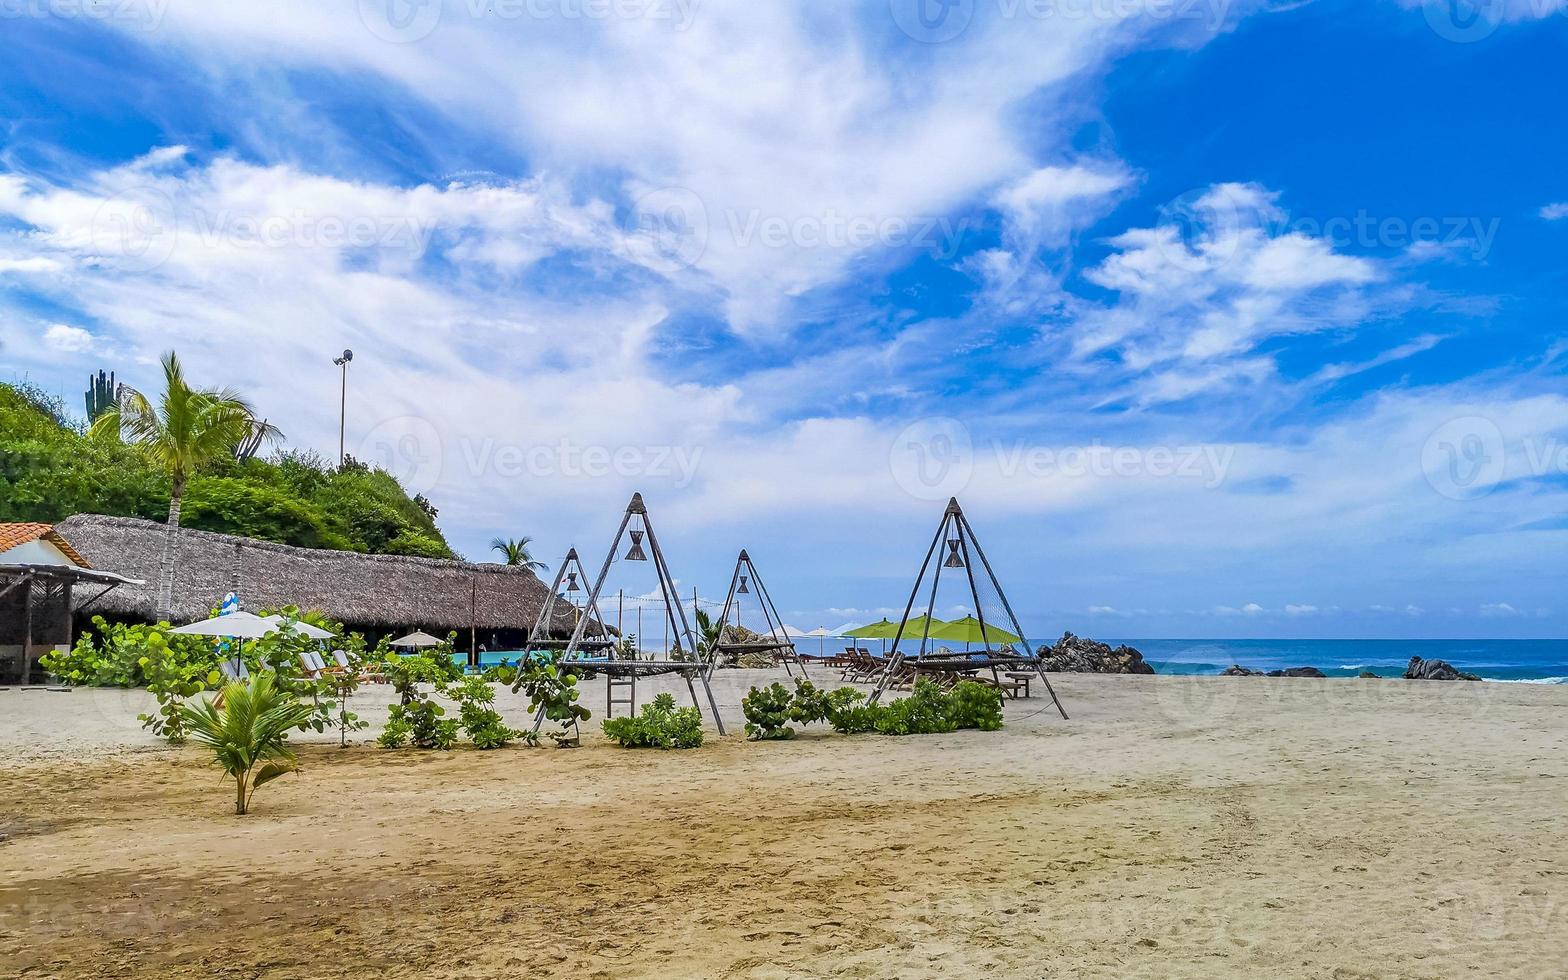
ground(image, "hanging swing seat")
xmin=556 ymin=658 xmax=702 ymax=678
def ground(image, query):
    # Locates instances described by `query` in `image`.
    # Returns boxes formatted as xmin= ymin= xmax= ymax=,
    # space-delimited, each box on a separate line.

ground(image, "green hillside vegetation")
xmin=0 ymin=381 xmax=455 ymax=559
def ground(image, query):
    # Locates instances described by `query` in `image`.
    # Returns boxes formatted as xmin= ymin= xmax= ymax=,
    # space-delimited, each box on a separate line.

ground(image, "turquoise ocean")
xmin=1109 ymin=639 xmax=1568 ymax=683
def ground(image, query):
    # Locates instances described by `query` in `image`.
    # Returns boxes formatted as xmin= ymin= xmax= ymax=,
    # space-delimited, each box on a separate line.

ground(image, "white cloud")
xmin=0 ymin=257 xmax=63 ymax=274
xmin=42 ymin=324 xmax=96 ymax=353
xmin=1541 ymin=203 xmax=1568 ymax=221
xmin=1285 ymin=604 xmax=1318 ymax=616
xmin=1065 ymin=181 xmax=1391 ymax=405
xmin=1480 ymin=602 xmax=1522 ymax=618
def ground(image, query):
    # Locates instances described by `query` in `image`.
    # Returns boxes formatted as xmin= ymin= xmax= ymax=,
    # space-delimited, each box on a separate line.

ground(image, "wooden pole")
xmin=469 ymin=577 xmax=478 ymax=671
xmin=20 ymin=572 xmax=35 ymax=686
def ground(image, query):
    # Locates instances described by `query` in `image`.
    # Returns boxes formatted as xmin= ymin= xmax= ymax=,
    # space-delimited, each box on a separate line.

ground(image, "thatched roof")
xmin=53 ymin=514 xmax=575 ymax=635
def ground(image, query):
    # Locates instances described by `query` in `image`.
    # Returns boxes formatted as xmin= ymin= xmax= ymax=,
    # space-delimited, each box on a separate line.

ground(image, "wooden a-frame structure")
xmin=537 ymin=493 xmax=726 ymax=736
xmin=868 ymin=497 xmax=1068 ymax=719
xmin=710 ymin=549 xmax=806 ymax=678
xmin=526 ymin=547 xmax=613 ymax=656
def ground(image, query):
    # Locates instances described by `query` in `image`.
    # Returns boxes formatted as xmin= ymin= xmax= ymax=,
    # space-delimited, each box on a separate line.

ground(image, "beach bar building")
xmin=30 ymin=515 xmax=576 ymax=655
xmin=1 ymin=523 xmax=143 ymax=684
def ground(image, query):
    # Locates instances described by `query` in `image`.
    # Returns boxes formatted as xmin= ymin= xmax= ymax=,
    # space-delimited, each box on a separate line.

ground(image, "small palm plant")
xmin=179 ymin=672 xmax=316 ymax=815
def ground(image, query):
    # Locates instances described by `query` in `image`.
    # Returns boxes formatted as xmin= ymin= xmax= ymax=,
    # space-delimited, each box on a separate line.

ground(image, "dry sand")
xmin=2 ymin=671 xmax=1566 ymax=979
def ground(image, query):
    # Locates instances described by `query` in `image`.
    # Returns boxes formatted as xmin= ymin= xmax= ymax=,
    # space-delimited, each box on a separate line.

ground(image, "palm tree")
xmin=179 ymin=672 xmax=316 ymax=815
xmin=89 ymin=351 xmax=280 ymax=618
xmin=491 ymin=536 xmax=546 ymax=572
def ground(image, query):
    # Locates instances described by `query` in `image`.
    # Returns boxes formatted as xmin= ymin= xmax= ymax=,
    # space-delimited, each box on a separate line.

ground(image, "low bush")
xmin=447 ymin=676 xmax=526 ymax=749
xmin=601 ymin=693 xmax=704 ymax=749
xmin=742 ymin=677 xmax=1007 ymax=740
xmin=742 ymin=682 xmax=796 ymax=740
xmin=512 ymin=658 xmax=590 ymax=747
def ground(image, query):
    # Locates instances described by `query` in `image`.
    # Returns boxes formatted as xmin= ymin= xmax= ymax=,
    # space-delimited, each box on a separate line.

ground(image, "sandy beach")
xmin=3 ymin=671 xmax=1566 ymax=979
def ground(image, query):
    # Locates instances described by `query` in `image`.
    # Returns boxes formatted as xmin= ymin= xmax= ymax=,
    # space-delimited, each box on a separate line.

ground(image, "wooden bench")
xmin=1001 ymin=672 xmax=1033 ymax=699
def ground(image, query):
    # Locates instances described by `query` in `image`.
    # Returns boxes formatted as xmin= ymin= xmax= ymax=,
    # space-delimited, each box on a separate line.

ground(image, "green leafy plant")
xmin=512 ymin=658 xmax=590 ymax=747
xmin=42 ymin=615 xmax=216 ymax=690
xmin=874 ymin=680 xmax=959 ymax=736
xmin=481 ymin=659 xmax=519 ymax=685
xmin=948 ymin=680 xmax=1004 ymax=731
xmin=179 ymin=671 xmax=316 ymax=815
xmin=742 ymin=682 xmax=796 ymax=741
xmin=601 ymin=693 xmax=704 ymax=749
xmin=377 ymin=646 xmax=463 ymax=750
xmin=380 ymin=697 xmax=459 ymax=750
xmin=742 ymin=678 xmax=1008 ymax=739
xmin=137 ymin=632 xmax=217 ymax=744
xmin=446 ymin=676 xmax=524 ymax=750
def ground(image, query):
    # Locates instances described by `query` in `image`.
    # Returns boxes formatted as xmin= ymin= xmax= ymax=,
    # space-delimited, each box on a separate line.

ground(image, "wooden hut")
xmin=50 ymin=514 xmax=576 ymax=648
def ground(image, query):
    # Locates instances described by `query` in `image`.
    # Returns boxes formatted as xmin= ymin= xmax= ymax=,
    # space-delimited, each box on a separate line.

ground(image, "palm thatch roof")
xmin=52 ymin=514 xmax=577 ymax=635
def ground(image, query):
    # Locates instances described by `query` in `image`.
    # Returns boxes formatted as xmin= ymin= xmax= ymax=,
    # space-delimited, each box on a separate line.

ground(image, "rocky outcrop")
xmin=1223 ymin=665 xmax=1326 ymax=678
xmin=1039 ymin=633 xmax=1155 ymax=674
xmin=1404 ymin=657 xmax=1482 ymax=682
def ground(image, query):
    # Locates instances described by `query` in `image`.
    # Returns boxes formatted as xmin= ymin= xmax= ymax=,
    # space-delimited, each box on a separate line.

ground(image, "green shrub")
xmin=742 ymin=682 xmax=795 ymax=740
xmin=601 ymin=693 xmax=704 ymax=749
xmin=0 ymin=382 xmax=457 ymax=558
xmin=182 ymin=478 xmax=351 ymax=551
xmin=874 ymin=680 xmax=959 ymax=736
xmin=741 ymin=678 xmax=1009 ymax=739
xmin=512 ymin=658 xmax=590 ymax=747
xmin=446 ymin=676 xmax=524 ymax=749
xmin=949 ymin=680 xmax=1004 ymax=731
xmin=42 ymin=615 xmax=217 ymax=689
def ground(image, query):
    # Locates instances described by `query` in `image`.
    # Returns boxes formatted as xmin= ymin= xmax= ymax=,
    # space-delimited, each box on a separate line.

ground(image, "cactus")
xmin=84 ymin=369 xmax=116 ymax=422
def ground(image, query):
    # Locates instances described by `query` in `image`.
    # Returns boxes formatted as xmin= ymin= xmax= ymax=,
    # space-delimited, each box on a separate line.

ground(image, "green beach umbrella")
xmin=929 ymin=615 xmax=1021 ymax=646
xmin=844 ymin=619 xmax=899 ymax=639
xmin=899 ymin=614 xmax=950 ymax=638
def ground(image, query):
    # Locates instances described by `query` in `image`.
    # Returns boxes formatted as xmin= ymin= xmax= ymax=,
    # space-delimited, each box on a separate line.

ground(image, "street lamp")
xmin=333 ymin=349 xmax=353 ymax=468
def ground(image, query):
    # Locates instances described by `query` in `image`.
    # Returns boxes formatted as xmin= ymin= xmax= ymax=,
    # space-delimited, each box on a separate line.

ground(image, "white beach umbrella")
xmin=261 ymin=615 xmax=338 ymax=640
xmin=390 ymin=630 xmax=445 ymax=649
xmin=168 ymin=611 xmax=279 ymax=639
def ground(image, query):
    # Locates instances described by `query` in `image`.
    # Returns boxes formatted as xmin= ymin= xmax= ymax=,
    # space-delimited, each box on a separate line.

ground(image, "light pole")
xmin=333 ymin=349 xmax=353 ymax=468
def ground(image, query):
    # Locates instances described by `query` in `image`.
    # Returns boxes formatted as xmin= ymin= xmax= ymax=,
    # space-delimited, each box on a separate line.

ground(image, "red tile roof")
xmin=0 ymin=523 xmax=91 ymax=568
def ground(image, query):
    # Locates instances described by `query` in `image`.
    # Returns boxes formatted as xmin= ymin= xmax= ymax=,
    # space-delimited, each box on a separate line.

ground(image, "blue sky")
xmin=2 ymin=0 xmax=1566 ymax=640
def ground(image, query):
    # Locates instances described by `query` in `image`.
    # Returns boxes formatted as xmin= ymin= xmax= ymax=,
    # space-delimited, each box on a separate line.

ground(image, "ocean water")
xmin=1109 ymin=639 xmax=1568 ymax=684
xmin=453 ymin=640 xmax=1568 ymax=683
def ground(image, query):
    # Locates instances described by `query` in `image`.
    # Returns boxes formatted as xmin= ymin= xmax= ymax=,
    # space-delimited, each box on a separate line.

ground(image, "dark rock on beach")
xmin=1223 ymin=665 xmax=1327 ymax=678
xmin=1404 ymin=657 xmax=1482 ymax=682
xmin=1039 ymin=633 xmax=1156 ymax=674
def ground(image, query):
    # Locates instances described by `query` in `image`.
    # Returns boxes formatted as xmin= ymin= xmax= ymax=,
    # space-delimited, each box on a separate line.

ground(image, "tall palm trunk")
xmin=158 ymin=474 xmax=186 ymax=622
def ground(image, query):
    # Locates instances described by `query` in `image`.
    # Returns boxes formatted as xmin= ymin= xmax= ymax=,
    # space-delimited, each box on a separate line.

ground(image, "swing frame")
xmin=710 ymin=549 xmax=806 ymax=679
xmin=538 ymin=493 xmax=727 ymax=736
xmin=866 ymin=497 xmax=1068 ymax=720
